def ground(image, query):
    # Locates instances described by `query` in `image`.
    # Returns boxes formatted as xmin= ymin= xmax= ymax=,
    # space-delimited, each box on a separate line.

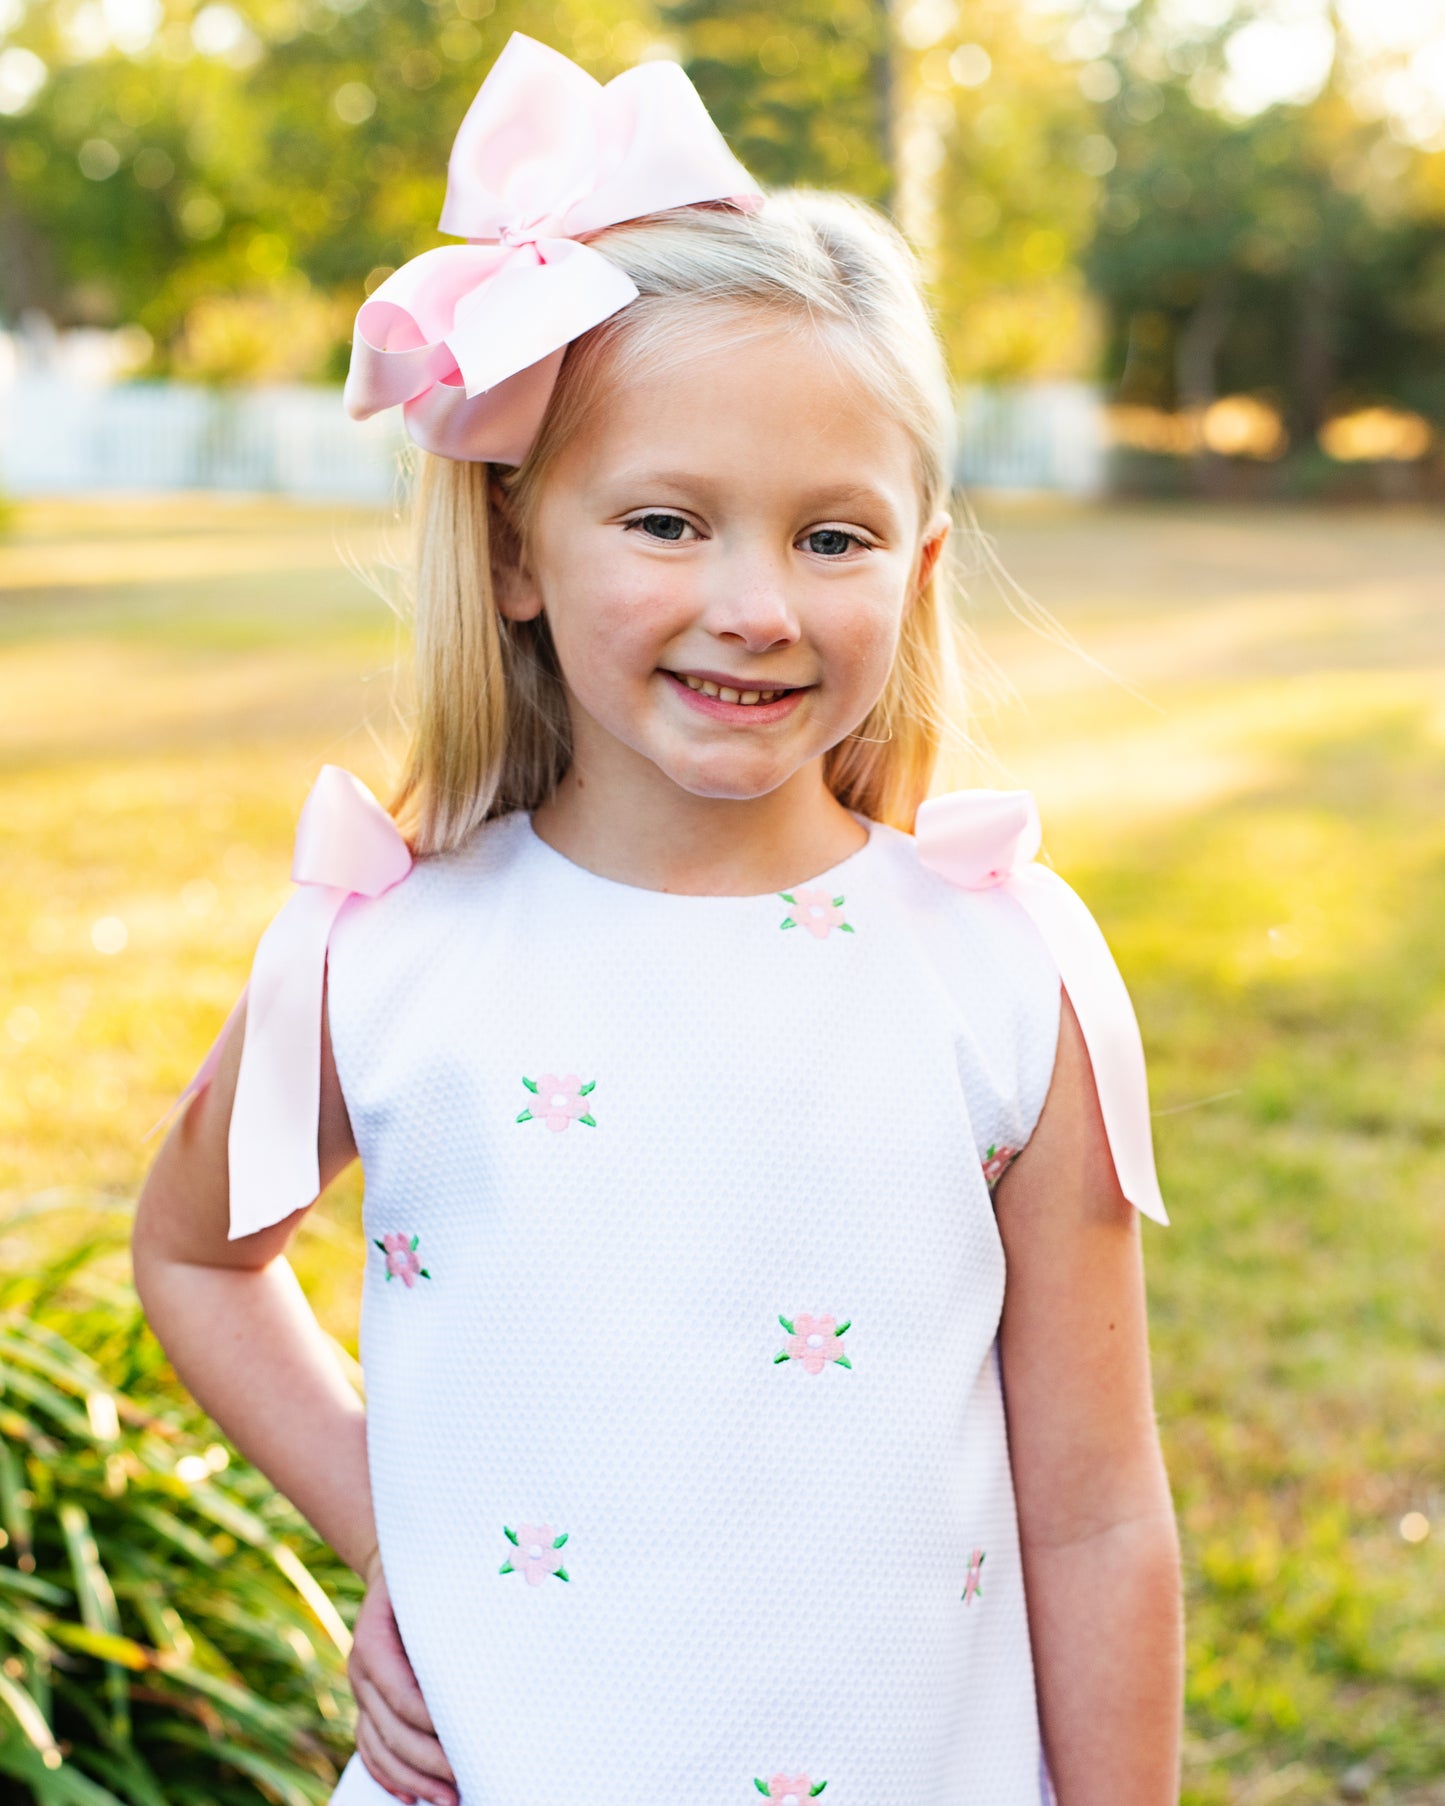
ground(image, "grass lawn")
xmin=3 ymin=492 xmax=1443 ymax=1803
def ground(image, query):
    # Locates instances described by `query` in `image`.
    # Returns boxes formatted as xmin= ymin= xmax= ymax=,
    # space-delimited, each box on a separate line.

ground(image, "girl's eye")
xmin=627 ymin=512 xmax=693 ymax=542
xmin=804 ymin=528 xmax=864 ymax=557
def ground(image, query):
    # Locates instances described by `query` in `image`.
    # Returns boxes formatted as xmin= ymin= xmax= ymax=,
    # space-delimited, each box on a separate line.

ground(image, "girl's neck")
xmin=529 ymin=761 xmax=869 ymax=898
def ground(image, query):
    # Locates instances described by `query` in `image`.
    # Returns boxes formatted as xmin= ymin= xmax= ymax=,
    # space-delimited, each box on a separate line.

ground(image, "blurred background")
xmin=1 ymin=2 xmax=1444 ymax=1803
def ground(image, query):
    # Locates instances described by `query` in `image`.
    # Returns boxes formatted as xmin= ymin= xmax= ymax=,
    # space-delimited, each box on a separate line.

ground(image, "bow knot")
xmin=344 ymin=32 xmax=762 ymax=466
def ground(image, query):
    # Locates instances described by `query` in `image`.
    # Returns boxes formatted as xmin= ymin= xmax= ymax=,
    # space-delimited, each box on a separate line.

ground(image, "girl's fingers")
xmin=355 ymin=1708 xmax=455 ymax=1806
xmin=351 ymin=1594 xmax=439 ymax=1736
xmin=352 ymin=1669 xmax=458 ymax=1795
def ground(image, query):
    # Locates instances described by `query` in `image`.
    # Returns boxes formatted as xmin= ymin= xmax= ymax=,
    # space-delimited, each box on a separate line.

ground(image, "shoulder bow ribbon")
xmin=343 ymin=32 xmax=762 ymax=465
xmin=159 ymin=767 xmax=412 ymax=1241
xmin=915 ymin=789 xmax=1168 ymax=1224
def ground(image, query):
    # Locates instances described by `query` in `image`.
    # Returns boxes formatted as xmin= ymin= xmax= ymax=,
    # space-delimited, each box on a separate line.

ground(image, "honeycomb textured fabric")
xmin=325 ymin=810 xmax=1067 ymax=1806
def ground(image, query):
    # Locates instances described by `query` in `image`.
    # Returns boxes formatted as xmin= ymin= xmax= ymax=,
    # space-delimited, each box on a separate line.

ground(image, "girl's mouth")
xmin=662 ymin=669 xmax=808 ymax=722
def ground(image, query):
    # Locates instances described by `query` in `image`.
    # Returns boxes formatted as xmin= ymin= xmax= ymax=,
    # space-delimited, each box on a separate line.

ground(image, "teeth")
xmin=677 ymin=674 xmax=789 ymax=705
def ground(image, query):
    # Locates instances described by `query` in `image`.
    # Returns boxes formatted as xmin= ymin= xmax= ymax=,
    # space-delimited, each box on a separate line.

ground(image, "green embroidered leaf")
xmin=498 ymin=1559 xmax=513 ymax=1574
xmin=773 ymin=1350 xmax=790 ymax=1364
xmin=552 ymin=1532 xmax=568 ymax=1548
xmin=522 ymin=1076 xmax=539 ymax=1093
xmin=754 ymin=1783 xmax=771 ymax=1797
xmin=409 ymin=1234 xmax=419 ymax=1251
xmin=372 ymin=1239 xmax=386 ymax=1254
xmin=779 ymin=892 xmax=797 ymax=906
xmin=839 ymin=922 xmax=855 ymax=933
xmin=516 ymin=1108 xmax=533 ymax=1123
xmin=834 ymin=1319 xmax=851 ymax=1336
xmin=779 ymin=916 xmax=797 ymax=930
xmin=420 ymin=1268 xmax=431 ymax=1280
xmin=778 ymin=1315 xmax=795 ymax=1334
xmin=555 ymin=1566 xmax=570 ymax=1582
xmin=503 ymin=1525 xmax=519 ymax=1545
xmin=811 ymin=1784 xmax=828 ymax=1796
xmin=832 ymin=895 xmax=845 ymax=907
xmin=383 ymin=1272 xmax=393 ymax=1282
xmin=835 ymin=1356 xmax=852 ymax=1369
xmin=579 ymin=1113 xmax=596 ymax=1127
xmin=579 ymin=1080 xmax=595 ymax=1096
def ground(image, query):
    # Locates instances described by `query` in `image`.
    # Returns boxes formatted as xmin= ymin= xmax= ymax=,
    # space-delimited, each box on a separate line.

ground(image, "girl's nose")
xmin=701 ymin=549 xmax=801 ymax=653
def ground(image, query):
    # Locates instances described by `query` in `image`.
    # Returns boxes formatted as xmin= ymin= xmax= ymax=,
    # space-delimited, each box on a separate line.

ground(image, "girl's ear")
xmin=911 ymin=509 xmax=952 ymax=603
xmin=489 ymin=475 xmax=545 ymax=622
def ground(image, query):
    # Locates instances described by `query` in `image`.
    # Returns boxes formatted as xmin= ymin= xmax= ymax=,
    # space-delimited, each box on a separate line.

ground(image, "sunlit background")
xmin=2 ymin=2 xmax=1444 ymax=1803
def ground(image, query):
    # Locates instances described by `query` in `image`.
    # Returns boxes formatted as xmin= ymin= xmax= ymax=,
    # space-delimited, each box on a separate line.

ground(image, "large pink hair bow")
xmin=343 ymin=32 xmax=762 ymax=465
xmin=915 ymin=789 xmax=1168 ymax=1225
xmin=160 ymin=767 xmax=412 ymax=1240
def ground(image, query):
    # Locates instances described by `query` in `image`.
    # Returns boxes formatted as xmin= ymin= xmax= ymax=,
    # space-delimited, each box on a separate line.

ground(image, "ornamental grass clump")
xmin=0 ymin=1219 xmax=358 ymax=1804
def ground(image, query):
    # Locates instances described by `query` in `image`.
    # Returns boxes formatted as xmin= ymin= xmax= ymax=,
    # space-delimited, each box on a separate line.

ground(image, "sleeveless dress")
xmin=322 ymin=808 xmax=1066 ymax=1806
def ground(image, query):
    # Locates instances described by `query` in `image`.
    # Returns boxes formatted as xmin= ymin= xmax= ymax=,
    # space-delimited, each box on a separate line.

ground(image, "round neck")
xmin=518 ymin=809 xmax=884 ymax=903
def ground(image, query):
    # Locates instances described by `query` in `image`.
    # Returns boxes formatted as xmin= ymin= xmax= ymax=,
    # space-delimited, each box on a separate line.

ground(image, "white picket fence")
xmin=0 ymin=330 xmax=1106 ymax=498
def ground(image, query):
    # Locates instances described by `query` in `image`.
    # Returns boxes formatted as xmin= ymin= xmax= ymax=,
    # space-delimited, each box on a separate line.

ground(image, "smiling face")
xmin=499 ymin=314 xmax=950 ymax=815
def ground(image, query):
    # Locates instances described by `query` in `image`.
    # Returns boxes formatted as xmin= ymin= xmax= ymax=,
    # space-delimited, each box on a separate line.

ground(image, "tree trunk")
xmin=1289 ymin=261 xmax=1338 ymax=449
xmin=869 ymin=0 xmax=896 ymax=215
xmin=1176 ymin=272 xmax=1234 ymax=495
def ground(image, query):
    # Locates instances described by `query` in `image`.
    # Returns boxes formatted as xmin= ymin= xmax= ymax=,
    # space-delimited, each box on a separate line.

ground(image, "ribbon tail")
xmin=142 ymin=987 xmax=250 ymax=1143
xmin=1005 ymin=865 xmax=1169 ymax=1225
xmin=227 ymin=884 xmax=347 ymax=1240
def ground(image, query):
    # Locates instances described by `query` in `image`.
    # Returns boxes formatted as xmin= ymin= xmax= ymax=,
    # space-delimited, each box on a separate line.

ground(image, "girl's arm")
xmin=132 ymin=985 xmax=372 ymax=1568
xmin=994 ymin=987 xmax=1183 ymax=1805
xmin=132 ymin=985 xmax=456 ymax=1806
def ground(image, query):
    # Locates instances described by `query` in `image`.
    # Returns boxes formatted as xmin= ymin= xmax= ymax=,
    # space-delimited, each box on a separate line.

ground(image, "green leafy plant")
xmin=0 ymin=1225 xmax=359 ymax=1804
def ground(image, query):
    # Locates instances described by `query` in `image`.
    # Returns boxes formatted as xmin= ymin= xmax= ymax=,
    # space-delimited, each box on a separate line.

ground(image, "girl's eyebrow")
xmin=604 ymin=470 xmax=904 ymax=522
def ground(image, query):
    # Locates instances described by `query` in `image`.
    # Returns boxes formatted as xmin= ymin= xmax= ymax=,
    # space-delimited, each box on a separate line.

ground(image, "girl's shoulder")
xmin=331 ymin=808 xmax=531 ymax=945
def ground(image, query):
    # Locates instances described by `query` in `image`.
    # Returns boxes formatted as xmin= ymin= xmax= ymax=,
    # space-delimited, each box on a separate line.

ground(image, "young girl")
xmin=134 ymin=33 xmax=1182 ymax=1806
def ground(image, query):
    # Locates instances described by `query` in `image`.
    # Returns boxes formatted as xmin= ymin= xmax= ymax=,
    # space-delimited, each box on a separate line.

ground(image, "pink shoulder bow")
xmin=915 ymin=789 xmax=1168 ymax=1225
xmin=162 ymin=767 xmax=412 ymax=1241
xmin=343 ymin=32 xmax=762 ymax=465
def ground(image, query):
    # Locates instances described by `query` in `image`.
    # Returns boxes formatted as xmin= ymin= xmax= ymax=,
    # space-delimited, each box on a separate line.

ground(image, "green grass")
xmin=4 ymin=495 xmax=1445 ymax=1802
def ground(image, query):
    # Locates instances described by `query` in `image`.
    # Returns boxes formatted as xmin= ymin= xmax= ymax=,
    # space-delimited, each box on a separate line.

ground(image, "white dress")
xmin=323 ymin=808 xmax=1065 ymax=1806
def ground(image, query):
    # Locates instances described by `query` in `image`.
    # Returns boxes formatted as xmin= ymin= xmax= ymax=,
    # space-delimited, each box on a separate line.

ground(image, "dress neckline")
xmin=518 ymin=808 xmax=884 ymax=903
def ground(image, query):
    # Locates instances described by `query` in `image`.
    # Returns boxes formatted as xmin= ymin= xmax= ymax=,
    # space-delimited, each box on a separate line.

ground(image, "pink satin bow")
xmin=343 ymin=32 xmax=762 ymax=465
xmin=162 ymin=767 xmax=412 ymax=1241
xmin=915 ymin=789 xmax=1168 ymax=1225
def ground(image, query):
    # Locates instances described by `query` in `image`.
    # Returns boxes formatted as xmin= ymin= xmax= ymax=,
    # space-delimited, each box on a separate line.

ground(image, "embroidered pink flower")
xmin=982 ymin=1143 xmax=1018 ymax=1187
xmin=517 ymin=1073 xmax=596 ymax=1131
xmin=753 ymin=1773 xmax=827 ymax=1801
xmin=500 ymin=1522 xmax=570 ymax=1585
xmin=963 ymin=1547 xmax=986 ymax=1605
xmin=779 ymin=887 xmax=854 ymax=938
xmin=373 ymin=1232 xmax=430 ymax=1287
xmin=775 ymin=1312 xmax=851 ymax=1374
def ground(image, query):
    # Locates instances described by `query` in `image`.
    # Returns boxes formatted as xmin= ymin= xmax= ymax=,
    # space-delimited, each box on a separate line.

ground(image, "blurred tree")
xmin=662 ymin=0 xmax=892 ymax=205
xmin=916 ymin=0 xmax=1105 ymax=380
xmin=1082 ymin=12 xmax=1445 ymax=438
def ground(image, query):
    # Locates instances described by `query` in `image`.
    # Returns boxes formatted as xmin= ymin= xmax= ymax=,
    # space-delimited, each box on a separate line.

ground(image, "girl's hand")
xmin=350 ymin=1550 xmax=458 ymax=1806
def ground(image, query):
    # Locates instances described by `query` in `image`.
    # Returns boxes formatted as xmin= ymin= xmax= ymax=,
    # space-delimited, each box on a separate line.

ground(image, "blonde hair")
xmin=390 ymin=188 xmax=972 ymax=856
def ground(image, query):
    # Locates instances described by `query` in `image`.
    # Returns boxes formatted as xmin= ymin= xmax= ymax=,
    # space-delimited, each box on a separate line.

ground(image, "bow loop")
xmin=344 ymin=31 xmax=762 ymax=466
xmin=914 ymin=789 xmax=1042 ymax=889
xmin=291 ymin=764 xmax=413 ymax=896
